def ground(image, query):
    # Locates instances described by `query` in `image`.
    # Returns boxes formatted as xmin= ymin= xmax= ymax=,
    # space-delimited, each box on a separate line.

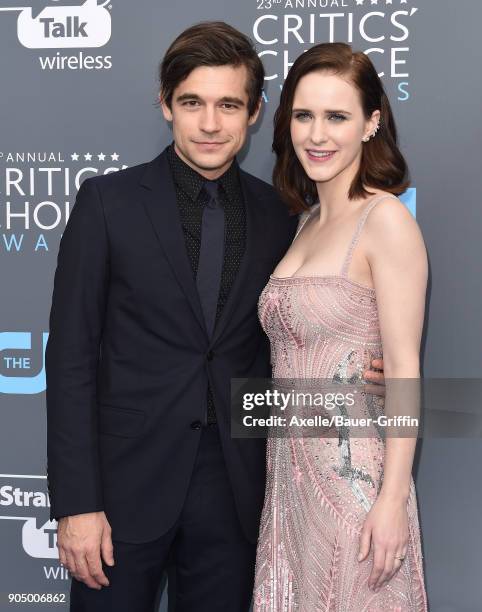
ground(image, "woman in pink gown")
xmin=253 ymin=43 xmax=429 ymax=611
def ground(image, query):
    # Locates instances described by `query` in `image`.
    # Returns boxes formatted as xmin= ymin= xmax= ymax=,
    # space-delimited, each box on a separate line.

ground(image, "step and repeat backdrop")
xmin=1 ymin=0 xmax=481 ymax=610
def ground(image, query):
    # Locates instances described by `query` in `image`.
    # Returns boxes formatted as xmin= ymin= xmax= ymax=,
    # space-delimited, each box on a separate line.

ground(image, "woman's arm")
xmin=358 ymin=196 xmax=428 ymax=591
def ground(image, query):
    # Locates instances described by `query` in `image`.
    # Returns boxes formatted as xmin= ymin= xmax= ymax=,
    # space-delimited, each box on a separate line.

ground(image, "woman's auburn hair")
xmin=273 ymin=42 xmax=410 ymax=214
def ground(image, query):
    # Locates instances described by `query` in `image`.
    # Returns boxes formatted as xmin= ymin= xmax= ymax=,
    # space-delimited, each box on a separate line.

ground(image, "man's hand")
xmin=363 ymin=358 xmax=385 ymax=396
xmin=57 ymin=511 xmax=114 ymax=589
xmin=363 ymin=358 xmax=385 ymax=384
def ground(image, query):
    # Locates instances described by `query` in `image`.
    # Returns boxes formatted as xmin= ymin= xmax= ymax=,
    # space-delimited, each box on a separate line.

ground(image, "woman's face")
xmin=290 ymin=71 xmax=379 ymax=189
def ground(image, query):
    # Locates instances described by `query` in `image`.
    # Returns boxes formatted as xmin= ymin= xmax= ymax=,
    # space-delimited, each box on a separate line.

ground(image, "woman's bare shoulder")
xmin=366 ymin=191 xmax=417 ymax=231
xmin=364 ymin=192 xmax=426 ymax=259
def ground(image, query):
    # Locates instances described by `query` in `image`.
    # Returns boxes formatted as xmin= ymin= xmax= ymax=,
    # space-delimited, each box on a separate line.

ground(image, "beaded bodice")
xmin=258 ymin=195 xmax=396 ymax=380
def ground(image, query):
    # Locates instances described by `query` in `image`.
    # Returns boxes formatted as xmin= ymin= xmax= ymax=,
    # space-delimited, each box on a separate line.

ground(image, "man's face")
xmin=161 ymin=65 xmax=260 ymax=180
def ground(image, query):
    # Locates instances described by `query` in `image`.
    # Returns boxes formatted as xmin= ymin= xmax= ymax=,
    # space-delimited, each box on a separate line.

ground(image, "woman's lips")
xmin=306 ymin=150 xmax=337 ymax=163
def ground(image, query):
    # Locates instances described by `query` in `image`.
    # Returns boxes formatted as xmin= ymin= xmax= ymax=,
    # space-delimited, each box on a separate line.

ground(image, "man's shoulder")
xmin=240 ymin=169 xmax=296 ymax=224
xmin=239 ymin=169 xmax=277 ymax=199
xmin=86 ymin=158 xmax=153 ymax=193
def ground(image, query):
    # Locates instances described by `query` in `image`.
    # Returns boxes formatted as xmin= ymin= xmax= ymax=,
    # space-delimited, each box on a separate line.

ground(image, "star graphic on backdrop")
xmin=111 ymin=152 xmax=119 ymax=161
xmin=98 ymin=153 xmax=106 ymax=161
xmin=355 ymin=0 xmax=364 ymax=5
xmin=84 ymin=153 xmax=92 ymax=161
xmin=386 ymin=0 xmax=393 ymax=3
xmin=371 ymin=0 xmax=378 ymax=4
xmin=400 ymin=0 xmax=408 ymax=3
xmin=71 ymin=153 xmax=79 ymax=161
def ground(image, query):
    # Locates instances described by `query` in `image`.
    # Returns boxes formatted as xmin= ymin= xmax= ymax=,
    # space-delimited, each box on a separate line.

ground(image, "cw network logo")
xmin=0 ymin=0 xmax=112 ymax=49
xmin=0 ymin=332 xmax=48 ymax=395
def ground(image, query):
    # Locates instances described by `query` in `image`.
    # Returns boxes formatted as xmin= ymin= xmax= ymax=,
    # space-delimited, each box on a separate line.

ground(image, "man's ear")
xmin=160 ymin=94 xmax=173 ymax=122
xmin=248 ymin=96 xmax=263 ymax=127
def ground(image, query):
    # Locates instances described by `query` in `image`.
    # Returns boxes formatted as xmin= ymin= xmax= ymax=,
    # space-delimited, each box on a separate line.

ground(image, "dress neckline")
xmin=268 ymin=273 xmax=376 ymax=294
xmin=270 ymin=193 xmax=398 ymax=293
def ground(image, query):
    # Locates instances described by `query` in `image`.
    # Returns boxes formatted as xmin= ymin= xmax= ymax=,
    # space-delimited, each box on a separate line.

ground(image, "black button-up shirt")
xmin=167 ymin=144 xmax=247 ymax=424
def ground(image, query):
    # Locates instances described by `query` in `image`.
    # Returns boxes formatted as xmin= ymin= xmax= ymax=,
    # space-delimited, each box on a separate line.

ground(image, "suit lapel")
xmin=139 ymin=150 xmax=207 ymax=336
xmin=211 ymin=172 xmax=267 ymax=346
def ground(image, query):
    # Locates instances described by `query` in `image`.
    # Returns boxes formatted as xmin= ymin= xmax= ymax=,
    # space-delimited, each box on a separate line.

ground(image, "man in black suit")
xmin=46 ymin=21 xmax=384 ymax=612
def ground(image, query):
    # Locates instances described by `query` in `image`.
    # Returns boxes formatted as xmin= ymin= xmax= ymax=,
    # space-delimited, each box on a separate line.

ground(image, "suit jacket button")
xmin=207 ymin=350 xmax=214 ymax=361
xmin=190 ymin=421 xmax=202 ymax=430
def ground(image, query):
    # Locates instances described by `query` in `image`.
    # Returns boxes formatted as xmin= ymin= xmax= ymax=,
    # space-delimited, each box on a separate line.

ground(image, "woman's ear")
xmin=362 ymin=110 xmax=381 ymax=142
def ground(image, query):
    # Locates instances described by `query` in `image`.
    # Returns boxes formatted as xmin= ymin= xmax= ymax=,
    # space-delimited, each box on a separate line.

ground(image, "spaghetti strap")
xmin=340 ymin=193 xmax=398 ymax=277
xmin=294 ymin=203 xmax=320 ymax=241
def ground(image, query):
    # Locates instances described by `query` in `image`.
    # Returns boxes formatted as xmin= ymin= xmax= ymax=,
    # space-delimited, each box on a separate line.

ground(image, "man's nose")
xmin=199 ymin=107 xmax=221 ymax=133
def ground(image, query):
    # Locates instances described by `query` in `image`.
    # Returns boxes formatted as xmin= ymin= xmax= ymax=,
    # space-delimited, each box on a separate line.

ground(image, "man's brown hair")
xmin=159 ymin=21 xmax=264 ymax=117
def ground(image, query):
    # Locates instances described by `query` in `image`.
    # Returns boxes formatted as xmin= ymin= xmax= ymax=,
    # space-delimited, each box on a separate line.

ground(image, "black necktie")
xmin=196 ymin=181 xmax=225 ymax=338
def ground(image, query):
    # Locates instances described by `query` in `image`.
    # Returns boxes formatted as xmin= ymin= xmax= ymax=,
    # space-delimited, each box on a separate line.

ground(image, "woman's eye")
xmin=294 ymin=112 xmax=311 ymax=121
xmin=328 ymin=113 xmax=346 ymax=122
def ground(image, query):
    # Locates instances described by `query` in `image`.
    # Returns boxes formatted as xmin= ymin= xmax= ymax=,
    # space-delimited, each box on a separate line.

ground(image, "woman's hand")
xmin=357 ymin=493 xmax=409 ymax=592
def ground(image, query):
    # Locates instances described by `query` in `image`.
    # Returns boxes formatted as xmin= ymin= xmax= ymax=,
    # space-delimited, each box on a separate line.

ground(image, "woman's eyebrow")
xmin=291 ymin=108 xmax=352 ymax=115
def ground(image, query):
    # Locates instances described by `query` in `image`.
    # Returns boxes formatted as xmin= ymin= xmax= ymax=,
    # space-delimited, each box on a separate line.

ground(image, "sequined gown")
xmin=253 ymin=195 xmax=428 ymax=611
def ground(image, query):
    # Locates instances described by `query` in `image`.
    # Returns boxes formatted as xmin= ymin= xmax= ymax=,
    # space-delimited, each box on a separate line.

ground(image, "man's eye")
xmin=222 ymin=103 xmax=237 ymax=110
xmin=183 ymin=101 xmax=200 ymax=107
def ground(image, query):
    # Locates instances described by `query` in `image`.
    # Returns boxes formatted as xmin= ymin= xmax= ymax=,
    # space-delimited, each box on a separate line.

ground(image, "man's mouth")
xmin=194 ymin=141 xmax=226 ymax=147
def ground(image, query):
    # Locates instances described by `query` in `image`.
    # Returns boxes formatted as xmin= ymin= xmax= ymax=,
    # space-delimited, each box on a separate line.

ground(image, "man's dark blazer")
xmin=45 ymin=147 xmax=297 ymax=544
